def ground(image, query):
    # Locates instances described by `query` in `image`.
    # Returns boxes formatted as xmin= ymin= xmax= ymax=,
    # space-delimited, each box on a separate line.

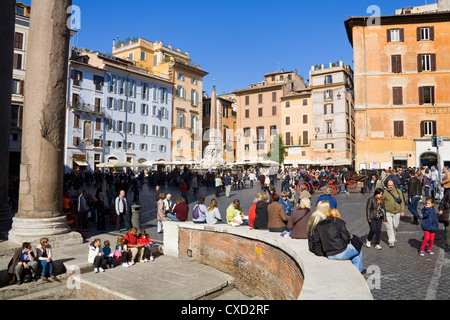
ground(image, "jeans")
xmin=166 ymin=213 xmax=180 ymax=222
xmin=367 ymin=219 xmax=383 ymax=245
xmin=328 ymin=244 xmax=363 ymax=272
xmin=40 ymin=259 xmax=54 ymax=276
xmin=408 ymin=196 xmax=422 ymax=222
xmin=386 ymin=212 xmax=401 ymax=244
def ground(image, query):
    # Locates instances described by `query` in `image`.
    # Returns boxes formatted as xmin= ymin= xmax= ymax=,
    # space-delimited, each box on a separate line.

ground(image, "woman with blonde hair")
xmin=316 ymin=208 xmax=365 ymax=273
xmin=36 ymin=237 xmax=55 ymax=280
xmin=307 ymin=201 xmax=329 ymax=256
xmin=206 ymin=199 xmax=222 ymax=225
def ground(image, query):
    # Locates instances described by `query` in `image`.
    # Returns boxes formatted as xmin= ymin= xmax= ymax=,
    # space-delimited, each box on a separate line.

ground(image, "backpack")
xmin=192 ymin=205 xmax=199 ymax=219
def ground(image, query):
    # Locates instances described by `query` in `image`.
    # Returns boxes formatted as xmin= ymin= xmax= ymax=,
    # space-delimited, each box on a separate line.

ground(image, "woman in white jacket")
xmin=88 ymin=238 xmax=105 ymax=273
xmin=36 ymin=237 xmax=55 ymax=280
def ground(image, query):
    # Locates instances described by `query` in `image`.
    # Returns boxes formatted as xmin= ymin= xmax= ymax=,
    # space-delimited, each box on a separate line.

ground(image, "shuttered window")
xmin=420 ymin=120 xmax=437 ymax=137
xmin=417 ymin=27 xmax=435 ymax=41
xmin=418 ymin=54 xmax=436 ymax=72
xmin=387 ymin=28 xmax=404 ymax=42
xmin=303 ymin=131 xmax=309 ymax=145
xmin=14 ymin=32 xmax=24 ymax=50
xmin=391 ymin=55 xmax=402 ymax=73
xmin=419 ymin=86 xmax=435 ymax=105
xmin=393 ymin=121 xmax=404 ymax=137
xmin=393 ymin=87 xmax=403 ymax=105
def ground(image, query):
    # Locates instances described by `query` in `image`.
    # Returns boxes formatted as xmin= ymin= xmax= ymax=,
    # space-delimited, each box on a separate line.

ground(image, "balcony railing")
xmin=69 ymin=102 xmax=105 ymax=116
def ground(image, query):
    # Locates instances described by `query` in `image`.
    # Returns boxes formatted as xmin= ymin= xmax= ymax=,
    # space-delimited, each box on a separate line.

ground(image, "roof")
xmin=344 ymin=10 xmax=450 ymax=46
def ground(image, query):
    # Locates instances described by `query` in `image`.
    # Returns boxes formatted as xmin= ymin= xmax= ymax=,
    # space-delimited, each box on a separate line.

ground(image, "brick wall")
xmin=179 ymin=229 xmax=304 ymax=300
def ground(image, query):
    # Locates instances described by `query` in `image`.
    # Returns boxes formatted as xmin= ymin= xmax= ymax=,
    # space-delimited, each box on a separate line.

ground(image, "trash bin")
xmin=131 ymin=204 xmax=141 ymax=229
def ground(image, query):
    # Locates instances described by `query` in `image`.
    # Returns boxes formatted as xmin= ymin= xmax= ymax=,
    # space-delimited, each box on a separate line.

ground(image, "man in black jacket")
xmin=408 ymin=171 xmax=423 ymax=225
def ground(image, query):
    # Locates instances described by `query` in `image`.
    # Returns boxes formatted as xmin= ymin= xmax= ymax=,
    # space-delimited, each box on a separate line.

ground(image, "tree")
xmin=266 ymin=134 xmax=285 ymax=164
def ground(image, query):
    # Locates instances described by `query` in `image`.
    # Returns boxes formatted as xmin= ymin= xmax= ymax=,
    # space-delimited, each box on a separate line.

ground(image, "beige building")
xmin=280 ymin=88 xmax=313 ymax=168
xmin=10 ymin=2 xmax=31 ymax=177
xmin=233 ymin=70 xmax=306 ymax=163
xmin=309 ymin=62 xmax=355 ymax=166
xmin=112 ymin=38 xmax=208 ymax=162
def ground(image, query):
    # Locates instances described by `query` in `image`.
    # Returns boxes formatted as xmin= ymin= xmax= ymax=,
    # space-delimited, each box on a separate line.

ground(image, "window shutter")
xmin=431 ymin=86 xmax=435 ymax=105
xmin=392 ymin=55 xmax=402 ymax=73
xmin=418 ymin=55 xmax=422 ymax=73
xmin=286 ymin=117 xmax=290 ymax=125
xmin=399 ymin=28 xmax=405 ymax=42
xmin=19 ymin=80 xmax=24 ymax=95
xmin=303 ymin=131 xmax=309 ymax=145
xmin=432 ymin=120 xmax=437 ymax=135
xmin=417 ymin=27 xmax=421 ymax=41
xmin=419 ymin=87 xmax=424 ymax=105
xmin=303 ymin=114 xmax=308 ymax=124
xmin=324 ymin=104 xmax=327 ymax=115
xmin=393 ymin=87 xmax=403 ymax=105
xmin=430 ymin=26 xmax=435 ymax=40
xmin=420 ymin=121 xmax=425 ymax=137
xmin=431 ymin=54 xmax=436 ymax=71
xmin=387 ymin=29 xmax=391 ymax=42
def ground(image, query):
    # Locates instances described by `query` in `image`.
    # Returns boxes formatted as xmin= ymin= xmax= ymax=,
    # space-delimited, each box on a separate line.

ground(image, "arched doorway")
xmin=420 ymin=152 xmax=437 ymax=169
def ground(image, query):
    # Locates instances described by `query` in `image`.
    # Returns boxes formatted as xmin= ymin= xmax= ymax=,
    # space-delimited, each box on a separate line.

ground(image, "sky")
xmin=23 ymin=0 xmax=436 ymax=95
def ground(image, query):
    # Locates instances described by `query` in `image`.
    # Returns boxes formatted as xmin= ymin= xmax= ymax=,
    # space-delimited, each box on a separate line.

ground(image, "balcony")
xmin=69 ymin=102 xmax=105 ymax=116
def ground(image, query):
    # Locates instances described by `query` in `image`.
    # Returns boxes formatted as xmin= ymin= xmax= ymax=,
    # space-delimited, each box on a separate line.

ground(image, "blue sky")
xmin=23 ymin=0 xmax=436 ymax=95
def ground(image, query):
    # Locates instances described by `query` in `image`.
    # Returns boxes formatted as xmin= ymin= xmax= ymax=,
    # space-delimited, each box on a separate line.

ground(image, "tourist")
xmin=430 ymin=166 xmax=439 ymax=199
xmin=316 ymin=186 xmax=337 ymax=209
xmin=78 ymin=189 xmax=90 ymax=231
xmin=442 ymin=166 xmax=450 ymax=198
xmin=307 ymin=201 xmax=330 ymax=257
xmin=115 ymin=190 xmax=130 ymax=231
xmin=124 ymin=227 xmax=144 ymax=264
xmin=253 ymin=193 xmax=270 ymax=230
xmin=179 ymin=179 xmax=189 ymax=204
xmin=438 ymin=191 xmax=450 ymax=252
xmin=419 ymin=198 xmax=439 ymax=256
xmin=36 ymin=237 xmax=56 ymax=280
xmin=215 ymin=174 xmax=222 ymax=198
xmin=267 ymin=193 xmax=289 ymax=233
xmin=408 ymin=171 xmax=423 ymax=225
xmin=192 ymin=197 xmax=207 ymax=224
xmin=248 ymin=170 xmax=256 ymax=188
xmin=102 ymin=240 xmax=114 ymax=269
xmin=317 ymin=209 xmax=365 ymax=273
xmin=206 ymin=199 xmax=222 ymax=225
xmin=288 ymin=184 xmax=300 ymax=209
xmin=95 ymin=192 xmax=106 ymax=230
xmin=224 ymin=173 xmax=232 ymax=198
xmin=156 ymin=193 xmax=166 ymax=233
xmin=167 ymin=197 xmax=189 ymax=222
xmin=299 ymin=184 xmax=311 ymax=201
xmin=248 ymin=193 xmax=263 ymax=228
xmin=287 ymin=198 xmax=312 ymax=239
xmin=138 ymin=229 xmax=154 ymax=262
xmin=382 ymin=180 xmax=405 ymax=248
xmin=423 ymin=169 xmax=432 ymax=198
xmin=279 ymin=191 xmax=293 ymax=217
xmin=7 ymin=242 xmax=39 ymax=285
xmin=365 ymin=188 xmax=386 ymax=250
xmin=164 ymin=194 xmax=175 ymax=215
xmin=88 ymin=238 xmax=105 ymax=273
xmin=226 ymin=199 xmax=247 ymax=226
xmin=114 ymin=235 xmax=131 ymax=268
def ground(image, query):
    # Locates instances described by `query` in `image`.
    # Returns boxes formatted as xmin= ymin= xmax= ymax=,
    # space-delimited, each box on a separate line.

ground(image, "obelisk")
xmin=210 ymin=85 xmax=217 ymax=144
xmin=8 ymin=0 xmax=82 ymax=246
xmin=0 ymin=0 xmax=15 ymax=233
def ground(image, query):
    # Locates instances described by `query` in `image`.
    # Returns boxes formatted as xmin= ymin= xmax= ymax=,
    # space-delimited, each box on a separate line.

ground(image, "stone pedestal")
xmin=8 ymin=0 xmax=82 ymax=246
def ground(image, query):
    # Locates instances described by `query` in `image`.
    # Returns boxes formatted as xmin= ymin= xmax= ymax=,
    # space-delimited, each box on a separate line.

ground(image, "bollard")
xmin=131 ymin=205 xmax=141 ymax=229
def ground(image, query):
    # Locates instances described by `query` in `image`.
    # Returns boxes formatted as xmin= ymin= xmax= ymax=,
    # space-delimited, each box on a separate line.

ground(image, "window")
xmin=393 ymin=121 xmax=404 ymax=137
xmin=245 ymin=109 xmax=250 ymax=118
xmin=191 ymin=90 xmax=198 ymax=106
xmin=141 ymin=104 xmax=148 ymax=115
xmin=256 ymin=126 xmax=265 ymax=141
xmin=140 ymin=124 xmax=148 ymax=135
xmin=272 ymin=92 xmax=277 ymax=102
xmin=140 ymin=143 xmax=148 ymax=151
xmin=244 ymin=144 xmax=250 ymax=151
xmin=419 ymin=86 xmax=435 ymax=105
xmin=393 ymin=87 xmax=403 ymax=105
xmin=160 ymin=145 xmax=166 ymax=153
xmin=177 ymin=112 xmax=186 ymax=128
xmin=325 ymin=90 xmax=332 ymax=101
xmin=177 ymin=72 xmax=185 ymax=81
xmin=245 ymin=96 xmax=250 ymax=105
xmin=93 ymin=75 xmax=104 ymax=91
xmin=418 ymin=27 xmax=434 ymax=41
xmin=12 ymin=79 xmax=24 ymax=95
xmin=128 ymin=80 xmax=136 ymax=97
xmin=161 ymin=88 xmax=168 ymax=104
xmin=285 ymin=116 xmax=291 ymax=125
xmin=258 ymin=108 xmax=263 ymax=117
xmin=324 ymin=103 xmax=334 ymax=115
xmin=94 ymin=98 xmax=102 ymax=113
xmin=95 ymin=118 xmax=102 ymax=131
xmin=13 ymin=53 xmax=23 ymax=70
xmin=272 ymin=106 xmax=277 ymax=116
xmin=106 ymin=140 xmax=114 ymax=148
xmin=128 ymin=101 xmax=135 ymax=113
xmin=303 ymin=114 xmax=308 ymax=124
xmin=107 ymin=97 xmax=115 ymax=110
xmin=285 ymin=101 xmax=290 ymax=108
xmin=325 ymin=143 xmax=334 ymax=150
xmin=325 ymin=75 xmax=332 ymax=84
xmin=106 ymin=119 xmax=114 ymax=131
xmin=71 ymin=70 xmax=83 ymax=86
xmin=270 ymin=125 xmax=277 ymax=136
xmin=73 ymin=137 xmax=80 ymax=146
xmin=117 ymin=121 xmax=124 ymax=132
xmin=387 ymin=28 xmax=404 ymax=42
xmin=142 ymin=83 xmax=148 ymax=100
xmin=152 ymin=125 xmax=159 ymax=136
xmin=285 ymin=132 xmax=291 ymax=146
xmin=203 ymin=103 xmax=210 ymax=117
xmin=118 ymin=99 xmax=125 ymax=111
xmin=116 ymin=141 xmax=123 ymax=149
xmin=128 ymin=53 xmax=133 ymax=61
xmin=128 ymin=122 xmax=135 ymax=134
xmin=141 ymin=51 xmax=146 ymax=61
xmin=303 ymin=131 xmax=309 ymax=145
xmin=418 ymin=54 xmax=436 ymax=72
xmin=258 ymin=94 xmax=263 ymax=104
xmin=73 ymin=114 xmax=80 ymax=128
xmin=191 ymin=77 xmax=198 ymax=85
xmin=303 ymin=99 xmax=308 ymax=106
xmin=243 ymin=127 xmax=251 ymax=137
xmin=14 ymin=32 xmax=24 ymax=50
xmin=391 ymin=55 xmax=402 ymax=73
xmin=176 ymin=86 xmax=185 ymax=98
xmin=326 ymin=122 xmax=333 ymax=137
xmin=421 ymin=120 xmax=436 ymax=137
xmin=176 ymin=139 xmax=183 ymax=150
xmin=118 ymin=77 xmax=125 ymax=95
xmin=108 ymin=75 xmax=116 ymax=93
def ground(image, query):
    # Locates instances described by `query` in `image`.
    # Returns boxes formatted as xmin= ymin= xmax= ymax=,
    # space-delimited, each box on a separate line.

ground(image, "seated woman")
xmin=307 ymin=201 xmax=330 ymax=256
xmin=167 ymin=197 xmax=189 ymax=222
xmin=226 ymin=199 xmax=248 ymax=226
xmin=316 ymin=208 xmax=365 ymax=274
xmin=36 ymin=237 xmax=56 ymax=280
xmin=253 ymin=193 xmax=270 ymax=230
xmin=287 ymin=198 xmax=312 ymax=239
xmin=192 ymin=197 xmax=207 ymax=224
xmin=206 ymin=199 xmax=222 ymax=225
xmin=267 ymin=193 xmax=289 ymax=232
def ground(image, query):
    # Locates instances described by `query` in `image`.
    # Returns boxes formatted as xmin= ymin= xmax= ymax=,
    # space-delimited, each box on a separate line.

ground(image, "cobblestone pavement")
xmin=78 ymin=178 xmax=449 ymax=300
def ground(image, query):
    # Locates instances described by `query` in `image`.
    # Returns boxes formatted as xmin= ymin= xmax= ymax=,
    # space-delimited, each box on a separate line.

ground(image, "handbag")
xmin=438 ymin=209 xmax=450 ymax=225
xmin=350 ymin=234 xmax=363 ymax=252
xmin=387 ymin=189 xmax=402 ymax=204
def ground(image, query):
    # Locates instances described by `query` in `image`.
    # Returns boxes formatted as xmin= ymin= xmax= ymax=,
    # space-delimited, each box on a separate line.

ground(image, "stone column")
xmin=0 ymin=0 xmax=15 ymax=233
xmin=210 ymin=85 xmax=217 ymax=143
xmin=8 ymin=0 xmax=82 ymax=246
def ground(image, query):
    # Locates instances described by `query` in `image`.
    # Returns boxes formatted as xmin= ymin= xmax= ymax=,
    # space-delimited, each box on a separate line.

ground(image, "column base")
xmin=8 ymin=216 xmax=83 ymax=247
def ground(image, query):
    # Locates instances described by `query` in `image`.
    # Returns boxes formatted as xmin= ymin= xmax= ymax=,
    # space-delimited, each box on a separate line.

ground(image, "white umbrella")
xmin=97 ymin=162 xmax=116 ymax=168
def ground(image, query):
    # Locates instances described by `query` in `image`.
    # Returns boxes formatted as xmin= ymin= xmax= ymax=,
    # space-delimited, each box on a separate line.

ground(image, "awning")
xmin=74 ymin=160 xmax=89 ymax=166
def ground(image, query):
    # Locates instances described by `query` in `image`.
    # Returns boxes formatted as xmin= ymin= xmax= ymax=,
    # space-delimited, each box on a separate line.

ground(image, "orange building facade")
xmin=345 ymin=4 xmax=450 ymax=170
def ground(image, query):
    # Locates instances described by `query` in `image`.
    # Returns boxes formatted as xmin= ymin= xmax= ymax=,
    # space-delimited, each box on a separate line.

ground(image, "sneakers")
xmin=94 ymin=268 xmax=99 ymax=273
xmin=419 ymin=249 xmax=425 ymax=256
xmin=122 ymin=262 xmax=130 ymax=268
xmin=375 ymin=245 xmax=382 ymax=250
xmin=427 ymin=250 xmax=434 ymax=255
xmin=150 ymin=256 xmax=155 ymax=261
xmin=99 ymin=267 xmax=105 ymax=272
xmin=143 ymin=258 xmax=149 ymax=263
xmin=389 ymin=242 xmax=395 ymax=248
xmin=365 ymin=240 xmax=371 ymax=248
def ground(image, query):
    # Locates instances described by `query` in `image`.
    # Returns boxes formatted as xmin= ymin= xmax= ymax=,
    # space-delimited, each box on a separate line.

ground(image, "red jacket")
xmin=124 ymin=232 xmax=138 ymax=246
xmin=248 ymin=203 xmax=256 ymax=228
xmin=138 ymin=234 xmax=151 ymax=245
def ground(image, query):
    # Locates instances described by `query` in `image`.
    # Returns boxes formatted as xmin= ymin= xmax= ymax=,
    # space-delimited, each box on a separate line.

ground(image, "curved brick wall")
xmin=178 ymin=229 xmax=304 ymax=300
